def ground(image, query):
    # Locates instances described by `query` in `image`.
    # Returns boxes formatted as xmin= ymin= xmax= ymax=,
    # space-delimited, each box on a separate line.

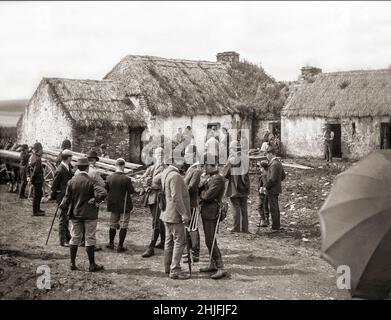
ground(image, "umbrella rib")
xmin=320 ymin=195 xmax=391 ymax=214
xmin=323 ymin=210 xmax=391 ymax=292
xmin=321 ymin=202 xmax=391 ymax=252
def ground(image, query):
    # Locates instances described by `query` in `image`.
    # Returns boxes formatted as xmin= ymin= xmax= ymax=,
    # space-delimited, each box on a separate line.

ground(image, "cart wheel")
xmin=42 ymin=161 xmax=56 ymax=202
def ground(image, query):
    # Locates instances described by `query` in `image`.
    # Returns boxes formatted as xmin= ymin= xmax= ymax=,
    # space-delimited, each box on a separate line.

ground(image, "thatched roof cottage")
xmin=281 ymin=67 xmax=391 ymax=160
xmin=18 ymin=52 xmax=286 ymax=163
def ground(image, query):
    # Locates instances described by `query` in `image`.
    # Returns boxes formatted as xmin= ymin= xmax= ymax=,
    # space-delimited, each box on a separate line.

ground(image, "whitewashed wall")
xmin=17 ymin=81 xmax=73 ymax=149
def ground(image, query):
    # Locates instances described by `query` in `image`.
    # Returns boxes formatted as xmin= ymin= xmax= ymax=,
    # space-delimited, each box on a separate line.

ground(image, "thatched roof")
xmin=282 ymin=69 xmax=391 ymax=118
xmin=104 ymin=55 xmax=280 ymax=119
xmin=44 ymin=78 xmax=146 ymax=129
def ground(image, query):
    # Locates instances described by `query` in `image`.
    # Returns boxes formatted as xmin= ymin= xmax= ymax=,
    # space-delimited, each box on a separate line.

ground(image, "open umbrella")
xmin=318 ymin=150 xmax=391 ymax=299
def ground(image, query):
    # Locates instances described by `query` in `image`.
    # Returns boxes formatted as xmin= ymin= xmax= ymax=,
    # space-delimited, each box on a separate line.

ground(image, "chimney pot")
xmin=300 ymin=66 xmax=322 ymax=81
xmin=216 ymin=51 xmax=240 ymax=65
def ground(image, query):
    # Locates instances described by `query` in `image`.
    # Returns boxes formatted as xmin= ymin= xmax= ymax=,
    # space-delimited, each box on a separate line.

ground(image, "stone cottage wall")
xmin=17 ymin=82 xmax=73 ymax=149
xmin=72 ymin=127 xmax=130 ymax=161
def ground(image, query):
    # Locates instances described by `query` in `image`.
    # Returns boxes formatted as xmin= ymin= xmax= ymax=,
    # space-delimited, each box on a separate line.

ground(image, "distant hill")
xmin=0 ymin=99 xmax=28 ymax=127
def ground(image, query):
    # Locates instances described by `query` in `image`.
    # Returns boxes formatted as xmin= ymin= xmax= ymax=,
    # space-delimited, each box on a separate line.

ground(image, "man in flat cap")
xmin=105 ymin=158 xmax=135 ymax=252
xmin=28 ymin=142 xmax=45 ymax=216
xmin=265 ymin=146 xmax=286 ymax=231
xmin=51 ymin=149 xmax=74 ymax=247
xmin=60 ymin=157 xmax=107 ymax=272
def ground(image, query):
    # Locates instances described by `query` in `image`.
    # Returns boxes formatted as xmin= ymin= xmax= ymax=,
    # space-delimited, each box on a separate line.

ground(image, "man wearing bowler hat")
xmin=105 ymin=158 xmax=135 ymax=252
xmin=50 ymin=149 xmax=74 ymax=247
xmin=60 ymin=157 xmax=107 ymax=272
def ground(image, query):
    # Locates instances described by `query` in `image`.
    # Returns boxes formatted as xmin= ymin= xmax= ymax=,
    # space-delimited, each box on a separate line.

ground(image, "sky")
xmin=1 ymin=1 xmax=391 ymax=100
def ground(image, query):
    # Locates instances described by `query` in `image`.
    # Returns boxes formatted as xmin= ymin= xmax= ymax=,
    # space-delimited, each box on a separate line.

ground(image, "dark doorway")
xmin=128 ymin=127 xmax=144 ymax=163
xmin=328 ymin=123 xmax=342 ymax=158
xmin=380 ymin=123 xmax=391 ymax=149
xmin=268 ymin=121 xmax=281 ymax=138
xmin=206 ymin=122 xmax=221 ymax=140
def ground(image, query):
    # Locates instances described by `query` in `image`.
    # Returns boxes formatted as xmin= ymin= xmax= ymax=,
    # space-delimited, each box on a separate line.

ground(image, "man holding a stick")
xmin=50 ymin=149 xmax=73 ymax=247
xmin=105 ymin=158 xmax=135 ymax=253
xmin=199 ymin=154 xmax=227 ymax=280
xmin=60 ymin=157 xmax=107 ymax=272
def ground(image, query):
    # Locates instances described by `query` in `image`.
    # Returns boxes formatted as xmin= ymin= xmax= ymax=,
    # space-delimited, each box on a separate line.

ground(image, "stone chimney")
xmin=300 ymin=66 xmax=322 ymax=81
xmin=216 ymin=51 xmax=240 ymax=65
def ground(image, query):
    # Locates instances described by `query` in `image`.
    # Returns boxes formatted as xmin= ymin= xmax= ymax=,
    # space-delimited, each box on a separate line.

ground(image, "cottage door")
xmin=380 ymin=123 xmax=391 ymax=149
xmin=128 ymin=127 xmax=144 ymax=163
xmin=329 ymin=124 xmax=342 ymax=158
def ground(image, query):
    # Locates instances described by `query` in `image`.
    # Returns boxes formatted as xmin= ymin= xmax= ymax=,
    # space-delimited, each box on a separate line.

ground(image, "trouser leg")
xmin=202 ymin=217 xmax=223 ymax=269
xmin=240 ymin=197 xmax=249 ymax=232
xmin=32 ymin=183 xmax=43 ymax=213
xmin=164 ymin=222 xmax=174 ymax=273
xmin=328 ymin=142 xmax=333 ymax=162
xmin=230 ymin=197 xmax=241 ymax=231
xmin=58 ymin=208 xmax=70 ymax=243
xmin=19 ymin=168 xmax=27 ymax=197
xmin=170 ymin=223 xmax=186 ymax=275
xmin=269 ymin=194 xmax=281 ymax=230
xmin=149 ymin=204 xmax=160 ymax=248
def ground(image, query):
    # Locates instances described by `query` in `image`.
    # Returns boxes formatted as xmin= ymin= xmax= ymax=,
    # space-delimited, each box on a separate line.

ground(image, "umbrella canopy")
xmin=319 ymin=150 xmax=391 ymax=299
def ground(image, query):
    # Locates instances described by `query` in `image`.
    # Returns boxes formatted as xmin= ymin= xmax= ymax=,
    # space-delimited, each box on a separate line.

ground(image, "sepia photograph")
xmin=1 ymin=0 xmax=391 ymax=308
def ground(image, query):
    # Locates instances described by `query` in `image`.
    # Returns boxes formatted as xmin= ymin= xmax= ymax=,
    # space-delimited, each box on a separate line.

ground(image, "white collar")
xmin=61 ymin=161 xmax=69 ymax=171
xmin=169 ymin=165 xmax=179 ymax=172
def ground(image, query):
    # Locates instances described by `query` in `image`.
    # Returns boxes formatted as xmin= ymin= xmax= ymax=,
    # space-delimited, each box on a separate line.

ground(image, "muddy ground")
xmin=0 ymin=159 xmax=352 ymax=300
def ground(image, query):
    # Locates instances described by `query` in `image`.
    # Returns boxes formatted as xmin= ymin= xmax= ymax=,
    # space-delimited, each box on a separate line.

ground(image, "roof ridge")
xmin=43 ymin=77 xmax=121 ymax=84
xmin=124 ymin=54 xmax=223 ymax=65
xmin=321 ymin=69 xmax=391 ymax=76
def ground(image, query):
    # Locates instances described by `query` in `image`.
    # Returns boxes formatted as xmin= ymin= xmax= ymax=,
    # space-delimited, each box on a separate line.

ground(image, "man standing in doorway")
xmin=265 ymin=146 xmax=286 ymax=232
xmin=324 ymin=125 xmax=335 ymax=162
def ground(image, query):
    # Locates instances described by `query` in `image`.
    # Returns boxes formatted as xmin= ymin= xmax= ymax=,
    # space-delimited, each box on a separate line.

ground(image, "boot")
xmin=200 ymin=264 xmax=217 ymax=273
xmin=211 ymin=269 xmax=227 ymax=280
xmin=86 ymin=246 xmax=104 ymax=272
xmin=117 ymin=228 xmax=127 ymax=253
xmin=70 ymin=245 xmax=78 ymax=271
xmin=106 ymin=228 xmax=116 ymax=250
xmin=141 ymin=247 xmax=154 ymax=258
xmin=155 ymin=242 xmax=164 ymax=249
xmin=169 ymin=272 xmax=190 ymax=280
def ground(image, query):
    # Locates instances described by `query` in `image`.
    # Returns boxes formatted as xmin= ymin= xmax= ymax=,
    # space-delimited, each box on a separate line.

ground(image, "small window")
xmin=352 ymin=123 xmax=356 ymax=136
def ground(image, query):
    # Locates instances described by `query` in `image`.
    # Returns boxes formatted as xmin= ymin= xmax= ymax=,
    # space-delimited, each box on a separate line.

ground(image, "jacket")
xmin=88 ymin=164 xmax=105 ymax=187
xmin=160 ymin=166 xmax=191 ymax=224
xmin=60 ymin=172 xmax=107 ymax=220
xmin=184 ymin=163 xmax=202 ymax=208
xmin=142 ymin=163 xmax=166 ymax=205
xmin=222 ymin=157 xmax=250 ymax=198
xmin=19 ymin=150 xmax=30 ymax=167
xmin=51 ymin=162 xmax=74 ymax=204
xmin=199 ymin=171 xmax=226 ymax=220
xmin=265 ymin=158 xmax=286 ymax=195
xmin=29 ymin=155 xmax=44 ymax=185
xmin=105 ymin=171 xmax=135 ymax=213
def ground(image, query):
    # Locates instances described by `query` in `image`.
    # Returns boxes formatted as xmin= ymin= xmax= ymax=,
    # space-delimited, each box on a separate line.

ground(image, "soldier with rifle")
xmin=60 ymin=157 xmax=107 ymax=272
xmin=141 ymin=147 xmax=167 ymax=258
xmin=199 ymin=153 xmax=227 ymax=280
xmin=50 ymin=149 xmax=73 ymax=247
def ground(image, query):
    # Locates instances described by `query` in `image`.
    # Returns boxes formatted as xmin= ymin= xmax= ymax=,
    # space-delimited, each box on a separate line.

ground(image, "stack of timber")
xmin=43 ymin=149 xmax=143 ymax=177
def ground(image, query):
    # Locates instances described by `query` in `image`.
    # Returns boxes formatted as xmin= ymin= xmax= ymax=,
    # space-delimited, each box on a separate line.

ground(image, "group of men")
xmin=14 ymin=132 xmax=286 ymax=280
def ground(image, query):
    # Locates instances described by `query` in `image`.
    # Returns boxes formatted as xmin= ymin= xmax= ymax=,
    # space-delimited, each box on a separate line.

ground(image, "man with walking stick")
xmin=60 ymin=157 xmax=107 ymax=272
xmin=199 ymin=153 xmax=227 ymax=280
xmin=105 ymin=158 xmax=135 ymax=253
xmin=50 ymin=149 xmax=73 ymax=247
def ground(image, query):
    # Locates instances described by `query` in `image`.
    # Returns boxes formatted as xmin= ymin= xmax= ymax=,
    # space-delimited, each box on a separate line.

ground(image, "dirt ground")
xmin=0 ymin=159 xmax=352 ymax=300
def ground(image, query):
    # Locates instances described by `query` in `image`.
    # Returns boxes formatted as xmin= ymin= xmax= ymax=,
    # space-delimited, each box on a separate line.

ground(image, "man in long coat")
xmin=50 ymin=149 xmax=73 ymax=246
xmin=105 ymin=158 xmax=135 ymax=252
xmin=29 ymin=142 xmax=45 ymax=216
